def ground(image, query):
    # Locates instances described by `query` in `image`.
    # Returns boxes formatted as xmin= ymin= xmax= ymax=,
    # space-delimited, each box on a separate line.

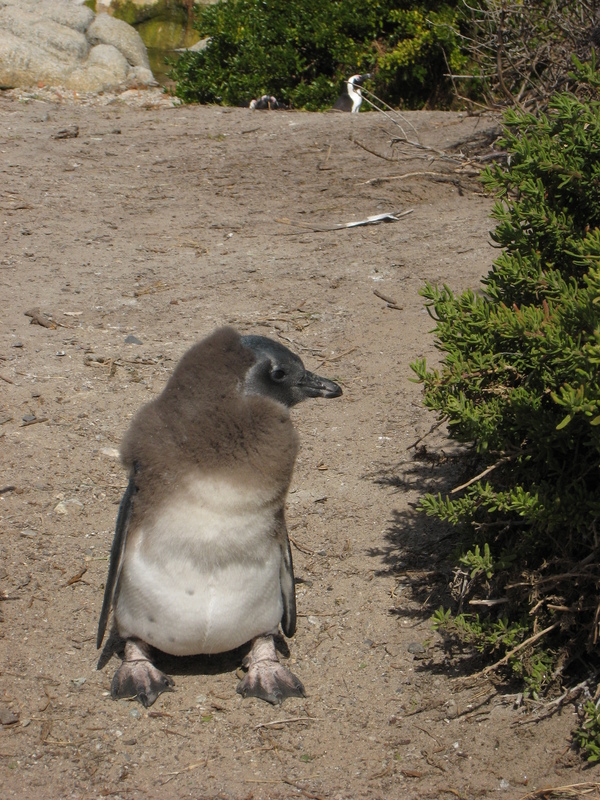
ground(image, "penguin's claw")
xmin=236 ymin=660 xmax=305 ymax=704
xmin=111 ymin=658 xmax=174 ymax=707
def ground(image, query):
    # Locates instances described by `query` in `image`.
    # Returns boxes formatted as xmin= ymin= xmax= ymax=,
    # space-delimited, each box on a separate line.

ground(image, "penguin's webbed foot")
xmin=237 ymin=661 xmax=305 ymax=705
xmin=111 ymin=638 xmax=174 ymax=708
xmin=236 ymin=634 xmax=305 ymax=705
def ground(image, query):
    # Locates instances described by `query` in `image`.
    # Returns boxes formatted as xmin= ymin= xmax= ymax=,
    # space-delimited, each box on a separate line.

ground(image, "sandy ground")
xmin=1 ymin=88 xmax=598 ymax=799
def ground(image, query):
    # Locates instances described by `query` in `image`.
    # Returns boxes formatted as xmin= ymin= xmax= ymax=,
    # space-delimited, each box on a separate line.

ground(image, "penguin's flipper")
xmin=277 ymin=513 xmax=297 ymax=638
xmin=96 ymin=476 xmax=137 ymax=649
xmin=237 ymin=635 xmax=305 ymax=705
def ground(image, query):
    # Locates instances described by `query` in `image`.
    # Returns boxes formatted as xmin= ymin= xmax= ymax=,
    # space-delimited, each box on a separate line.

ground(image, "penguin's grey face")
xmin=350 ymin=73 xmax=371 ymax=87
xmin=241 ymin=335 xmax=342 ymax=408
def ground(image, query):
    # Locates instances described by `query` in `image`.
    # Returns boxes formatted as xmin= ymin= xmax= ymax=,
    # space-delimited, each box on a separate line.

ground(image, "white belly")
xmin=115 ymin=476 xmax=284 ymax=655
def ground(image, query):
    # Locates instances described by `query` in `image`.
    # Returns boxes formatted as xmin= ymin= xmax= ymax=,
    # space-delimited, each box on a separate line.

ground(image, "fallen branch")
xmin=20 ymin=417 xmax=49 ymax=427
xmin=519 ymin=782 xmax=600 ymax=800
xmin=276 ymin=209 xmax=413 ymax=233
xmin=373 ymin=288 xmax=403 ymax=310
xmin=254 ymin=716 xmax=317 ymax=729
xmin=407 ymin=419 xmax=446 ymax=450
xmin=359 ymin=171 xmax=443 ymax=185
xmin=162 ymin=760 xmax=207 ymax=778
xmin=450 ymin=455 xmax=513 ymax=493
xmin=468 ymin=598 xmax=509 ymax=607
xmin=282 ymin=778 xmax=327 ymax=800
xmin=64 ymin=566 xmax=88 ymax=587
xmin=162 ymin=726 xmax=191 ymax=738
xmin=359 ymin=87 xmax=421 ymax=141
xmin=351 ymin=136 xmax=396 ymax=162
xmin=477 ymin=623 xmax=559 ymax=677
xmin=390 ymin=136 xmax=460 ymax=162
xmin=83 ymin=354 xmax=162 ymax=368
xmin=24 ymin=308 xmax=56 ymax=329
xmin=516 ymin=674 xmax=599 ymax=725
xmin=314 ymin=347 xmax=357 ymax=369
xmin=288 ymin=534 xmax=315 ymax=555
xmin=506 ymin=565 xmax=599 ymax=590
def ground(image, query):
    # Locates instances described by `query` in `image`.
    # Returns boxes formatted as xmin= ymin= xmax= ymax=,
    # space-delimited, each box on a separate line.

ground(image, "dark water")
xmin=146 ymin=46 xmax=178 ymax=87
xmin=134 ymin=10 xmax=202 ymax=86
xmin=99 ymin=0 xmax=200 ymax=86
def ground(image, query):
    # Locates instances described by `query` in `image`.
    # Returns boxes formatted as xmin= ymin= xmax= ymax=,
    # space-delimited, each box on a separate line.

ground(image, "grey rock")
xmin=444 ymin=698 xmax=458 ymax=719
xmin=68 ymin=42 xmax=130 ymax=92
xmin=88 ymin=43 xmax=129 ymax=80
xmin=87 ymin=12 xmax=150 ymax=69
xmin=175 ymin=37 xmax=209 ymax=55
xmin=53 ymin=124 xmax=79 ymax=138
xmin=126 ymin=65 xmax=155 ymax=88
xmin=0 ymin=5 xmax=90 ymax=61
xmin=0 ymin=0 xmax=154 ymax=93
xmin=30 ymin=0 xmax=94 ymax=33
xmin=0 ymin=706 xmax=19 ymax=726
xmin=0 ymin=29 xmax=73 ymax=89
xmin=54 ymin=498 xmax=84 ymax=514
xmin=1 ymin=0 xmax=94 ymax=33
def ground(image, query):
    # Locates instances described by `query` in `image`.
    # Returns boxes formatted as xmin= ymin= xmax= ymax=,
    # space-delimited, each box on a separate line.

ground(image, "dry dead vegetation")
xmin=1 ymin=89 xmax=599 ymax=799
xmin=449 ymin=0 xmax=600 ymax=112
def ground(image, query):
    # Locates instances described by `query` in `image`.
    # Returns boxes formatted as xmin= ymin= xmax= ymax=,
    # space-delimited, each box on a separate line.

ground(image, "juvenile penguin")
xmin=97 ymin=327 xmax=342 ymax=707
xmin=332 ymin=73 xmax=371 ymax=113
xmin=249 ymin=94 xmax=287 ymax=110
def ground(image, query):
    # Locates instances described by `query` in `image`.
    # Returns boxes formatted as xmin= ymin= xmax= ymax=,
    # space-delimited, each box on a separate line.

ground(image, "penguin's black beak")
xmin=300 ymin=371 xmax=343 ymax=400
xmin=356 ymin=73 xmax=371 ymax=85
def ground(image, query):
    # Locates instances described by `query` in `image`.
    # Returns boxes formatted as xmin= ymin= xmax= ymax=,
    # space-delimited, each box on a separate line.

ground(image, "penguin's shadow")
xmin=98 ymin=633 xmax=291 ymax=677
xmin=153 ymin=648 xmax=244 ymax=677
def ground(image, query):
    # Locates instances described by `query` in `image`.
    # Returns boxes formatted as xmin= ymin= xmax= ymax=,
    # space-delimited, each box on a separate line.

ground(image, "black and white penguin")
xmin=96 ymin=327 xmax=342 ymax=707
xmin=332 ymin=73 xmax=371 ymax=113
xmin=249 ymin=95 xmax=287 ymax=110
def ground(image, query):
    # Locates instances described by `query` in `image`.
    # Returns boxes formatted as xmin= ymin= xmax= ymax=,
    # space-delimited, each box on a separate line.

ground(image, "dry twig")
xmin=473 ymin=623 xmax=560 ymax=678
xmin=373 ymin=288 xmax=403 ymax=310
xmin=446 ymin=0 xmax=599 ymax=112
xmin=450 ymin=455 xmax=513 ymax=493
xmin=254 ymin=716 xmax=317 ymax=729
xmin=519 ymin=782 xmax=600 ymax=799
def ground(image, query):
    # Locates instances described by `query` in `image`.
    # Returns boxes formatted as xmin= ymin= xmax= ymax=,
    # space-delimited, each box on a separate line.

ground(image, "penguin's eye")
xmin=271 ymin=367 xmax=286 ymax=382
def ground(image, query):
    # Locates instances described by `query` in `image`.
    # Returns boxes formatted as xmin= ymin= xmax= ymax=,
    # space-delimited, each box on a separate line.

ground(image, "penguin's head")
xmin=241 ymin=335 xmax=342 ymax=408
xmin=349 ymin=73 xmax=371 ymax=88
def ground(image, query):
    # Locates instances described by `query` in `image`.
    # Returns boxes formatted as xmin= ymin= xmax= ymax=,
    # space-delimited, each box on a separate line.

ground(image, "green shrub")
xmin=411 ymin=59 xmax=600 ymax=700
xmin=169 ymin=0 xmax=465 ymax=110
xmin=576 ymin=701 xmax=600 ymax=762
xmin=169 ymin=1 xmax=600 ymax=111
xmin=376 ymin=4 xmax=467 ymax=107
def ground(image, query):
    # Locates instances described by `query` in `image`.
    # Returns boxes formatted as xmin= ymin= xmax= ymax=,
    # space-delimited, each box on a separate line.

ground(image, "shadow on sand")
xmin=366 ymin=442 xmax=494 ymax=678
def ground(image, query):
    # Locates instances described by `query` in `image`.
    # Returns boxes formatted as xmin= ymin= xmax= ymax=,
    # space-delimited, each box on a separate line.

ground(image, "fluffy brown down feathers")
xmin=119 ymin=327 xmax=299 ymax=521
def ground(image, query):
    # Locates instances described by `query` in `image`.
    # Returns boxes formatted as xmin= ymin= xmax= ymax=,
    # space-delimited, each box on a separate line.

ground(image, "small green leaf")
xmin=556 ymin=414 xmax=572 ymax=430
